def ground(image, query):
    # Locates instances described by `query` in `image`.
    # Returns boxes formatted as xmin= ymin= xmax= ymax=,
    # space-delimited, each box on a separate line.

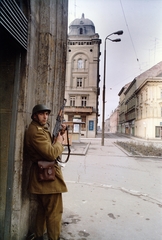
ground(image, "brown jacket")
xmin=25 ymin=120 xmax=67 ymax=194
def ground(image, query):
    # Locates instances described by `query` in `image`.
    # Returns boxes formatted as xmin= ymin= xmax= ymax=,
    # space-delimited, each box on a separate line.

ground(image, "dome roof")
xmin=70 ymin=13 xmax=95 ymax=27
xmin=69 ymin=13 xmax=95 ymax=36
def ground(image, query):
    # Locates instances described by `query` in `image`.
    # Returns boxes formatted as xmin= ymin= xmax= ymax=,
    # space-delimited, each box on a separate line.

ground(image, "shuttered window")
xmin=0 ymin=0 xmax=28 ymax=49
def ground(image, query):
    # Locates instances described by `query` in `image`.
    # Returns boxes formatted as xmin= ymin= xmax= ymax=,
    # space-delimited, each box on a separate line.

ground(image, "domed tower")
xmin=64 ymin=14 xmax=101 ymax=138
xmin=69 ymin=13 xmax=95 ymax=36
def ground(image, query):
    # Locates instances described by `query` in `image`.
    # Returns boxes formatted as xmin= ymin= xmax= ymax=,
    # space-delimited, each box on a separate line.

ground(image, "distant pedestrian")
xmin=25 ymin=104 xmax=67 ymax=240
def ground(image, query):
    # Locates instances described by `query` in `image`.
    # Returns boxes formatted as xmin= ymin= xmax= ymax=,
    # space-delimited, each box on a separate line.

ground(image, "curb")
xmin=62 ymin=142 xmax=91 ymax=156
xmin=114 ymin=142 xmax=162 ymax=159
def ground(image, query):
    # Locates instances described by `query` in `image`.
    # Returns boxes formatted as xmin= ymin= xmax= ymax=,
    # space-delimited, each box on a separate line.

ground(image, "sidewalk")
xmin=63 ymin=142 xmax=90 ymax=156
xmin=60 ymin=137 xmax=162 ymax=240
xmin=39 ymin=136 xmax=162 ymax=240
xmin=63 ymin=133 xmax=162 ymax=157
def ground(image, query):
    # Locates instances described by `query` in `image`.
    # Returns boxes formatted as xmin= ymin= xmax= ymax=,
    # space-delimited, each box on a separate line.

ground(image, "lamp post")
xmin=101 ymin=30 xmax=123 ymax=146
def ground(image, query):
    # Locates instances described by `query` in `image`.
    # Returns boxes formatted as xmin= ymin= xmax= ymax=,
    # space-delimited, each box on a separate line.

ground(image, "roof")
xmin=135 ymin=61 xmax=162 ymax=88
xmin=69 ymin=13 xmax=96 ymax=36
xmin=118 ymin=82 xmax=131 ymax=96
xmin=119 ymin=61 xmax=162 ymax=96
xmin=69 ymin=13 xmax=95 ymax=27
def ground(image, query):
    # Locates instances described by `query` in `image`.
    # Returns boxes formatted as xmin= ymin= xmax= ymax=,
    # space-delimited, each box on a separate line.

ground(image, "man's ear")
xmin=33 ymin=114 xmax=37 ymax=120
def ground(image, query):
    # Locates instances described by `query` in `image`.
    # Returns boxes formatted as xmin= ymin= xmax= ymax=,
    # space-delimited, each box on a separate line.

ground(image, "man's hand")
xmin=60 ymin=124 xmax=67 ymax=135
xmin=56 ymin=132 xmax=64 ymax=144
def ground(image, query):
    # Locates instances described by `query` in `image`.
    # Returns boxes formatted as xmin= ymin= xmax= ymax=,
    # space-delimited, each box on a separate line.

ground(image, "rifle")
xmin=52 ymin=98 xmax=71 ymax=163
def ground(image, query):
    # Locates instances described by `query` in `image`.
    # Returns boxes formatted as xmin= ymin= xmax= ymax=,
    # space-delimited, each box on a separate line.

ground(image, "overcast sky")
xmin=68 ymin=0 xmax=162 ymax=126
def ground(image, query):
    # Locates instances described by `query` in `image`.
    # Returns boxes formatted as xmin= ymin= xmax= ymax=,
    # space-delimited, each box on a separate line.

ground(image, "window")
xmin=155 ymin=126 xmax=161 ymax=137
xmin=81 ymin=96 xmax=87 ymax=106
xmin=70 ymin=96 xmax=75 ymax=106
xmin=81 ymin=116 xmax=86 ymax=131
xmin=78 ymin=59 xmax=84 ymax=69
xmin=77 ymin=78 xmax=82 ymax=87
xmin=80 ymin=28 xmax=83 ymax=34
xmin=89 ymin=120 xmax=94 ymax=131
xmin=68 ymin=115 xmax=73 ymax=121
xmin=146 ymin=89 xmax=148 ymax=100
xmin=136 ymin=109 xmax=138 ymax=119
xmin=141 ymin=93 xmax=143 ymax=102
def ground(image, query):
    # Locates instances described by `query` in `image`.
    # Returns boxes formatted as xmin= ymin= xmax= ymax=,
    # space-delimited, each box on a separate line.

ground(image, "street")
xmin=60 ymin=136 xmax=162 ymax=240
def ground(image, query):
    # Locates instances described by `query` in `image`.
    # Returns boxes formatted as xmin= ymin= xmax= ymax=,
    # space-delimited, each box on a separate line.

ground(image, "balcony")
xmin=64 ymin=106 xmax=93 ymax=114
xmin=72 ymin=68 xmax=88 ymax=73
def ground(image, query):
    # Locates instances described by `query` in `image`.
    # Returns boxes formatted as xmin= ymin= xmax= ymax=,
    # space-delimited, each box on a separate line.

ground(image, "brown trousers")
xmin=35 ymin=193 xmax=63 ymax=240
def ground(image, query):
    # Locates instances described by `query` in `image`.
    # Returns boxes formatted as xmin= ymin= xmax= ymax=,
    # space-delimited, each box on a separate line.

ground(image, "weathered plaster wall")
xmin=10 ymin=1 xmax=68 ymax=239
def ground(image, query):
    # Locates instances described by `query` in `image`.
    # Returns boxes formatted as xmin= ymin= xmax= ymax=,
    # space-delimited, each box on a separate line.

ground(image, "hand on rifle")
xmin=55 ymin=124 xmax=67 ymax=144
xmin=60 ymin=124 xmax=67 ymax=135
xmin=56 ymin=132 xmax=64 ymax=145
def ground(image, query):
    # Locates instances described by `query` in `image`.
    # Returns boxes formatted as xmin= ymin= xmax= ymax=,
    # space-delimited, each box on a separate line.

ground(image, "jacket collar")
xmin=31 ymin=120 xmax=48 ymax=129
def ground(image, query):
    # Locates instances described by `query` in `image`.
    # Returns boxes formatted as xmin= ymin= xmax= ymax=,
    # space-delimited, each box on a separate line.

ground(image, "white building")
xmin=64 ymin=14 xmax=101 ymax=138
xmin=118 ymin=61 xmax=162 ymax=139
xmin=135 ymin=76 xmax=162 ymax=139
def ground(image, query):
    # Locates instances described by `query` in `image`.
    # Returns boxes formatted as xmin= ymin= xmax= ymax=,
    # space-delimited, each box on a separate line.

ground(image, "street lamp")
xmin=101 ymin=30 xmax=123 ymax=146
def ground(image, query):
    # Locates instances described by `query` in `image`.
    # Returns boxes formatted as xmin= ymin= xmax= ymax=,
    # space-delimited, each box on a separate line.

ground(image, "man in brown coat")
xmin=25 ymin=104 xmax=67 ymax=240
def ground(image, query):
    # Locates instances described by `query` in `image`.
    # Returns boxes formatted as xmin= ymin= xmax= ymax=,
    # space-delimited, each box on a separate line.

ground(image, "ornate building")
xmin=64 ymin=14 xmax=101 ymax=137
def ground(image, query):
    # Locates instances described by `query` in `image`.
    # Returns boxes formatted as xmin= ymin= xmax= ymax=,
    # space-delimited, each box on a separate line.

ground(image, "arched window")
xmin=78 ymin=59 xmax=84 ymax=69
xmin=80 ymin=28 xmax=83 ymax=34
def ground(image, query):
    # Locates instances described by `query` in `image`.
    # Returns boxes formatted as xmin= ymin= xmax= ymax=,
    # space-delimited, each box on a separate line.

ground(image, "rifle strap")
xmin=57 ymin=127 xmax=71 ymax=163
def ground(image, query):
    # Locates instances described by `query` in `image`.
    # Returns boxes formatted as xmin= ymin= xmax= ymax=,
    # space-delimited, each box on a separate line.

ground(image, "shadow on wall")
xmin=22 ymin=131 xmax=38 ymax=235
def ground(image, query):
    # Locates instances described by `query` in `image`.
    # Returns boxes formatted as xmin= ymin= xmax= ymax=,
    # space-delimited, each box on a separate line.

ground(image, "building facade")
xmin=64 ymin=14 xmax=101 ymax=138
xmin=0 ymin=0 xmax=68 ymax=238
xmin=118 ymin=62 xmax=162 ymax=139
xmin=105 ymin=117 xmax=110 ymax=132
xmin=118 ymin=83 xmax=131 ymax=133
xmin=135 ymin=77 xmax=162 ymax=139
xmin=109 ymin=107 xmax=119 ymax=133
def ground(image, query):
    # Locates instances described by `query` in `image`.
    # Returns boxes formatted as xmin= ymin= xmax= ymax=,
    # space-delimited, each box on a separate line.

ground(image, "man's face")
xmin=34 ymin=111 xmax=49 ymax=125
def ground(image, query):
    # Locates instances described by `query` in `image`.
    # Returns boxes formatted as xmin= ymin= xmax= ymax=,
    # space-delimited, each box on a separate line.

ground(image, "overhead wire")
xmin=119 ymin=0 xmax=142 ymax=73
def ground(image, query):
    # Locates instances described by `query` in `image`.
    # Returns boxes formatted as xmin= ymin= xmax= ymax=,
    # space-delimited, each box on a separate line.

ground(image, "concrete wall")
xmin=0 ymin=0 xmax=68 ymax=239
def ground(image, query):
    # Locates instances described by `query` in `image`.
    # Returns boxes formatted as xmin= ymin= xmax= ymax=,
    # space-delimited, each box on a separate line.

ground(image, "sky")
xmin=68 ymin=0 xmax=162 ymax=126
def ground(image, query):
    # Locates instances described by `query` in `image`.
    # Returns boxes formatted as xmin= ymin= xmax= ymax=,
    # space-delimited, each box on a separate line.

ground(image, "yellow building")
xmin=135 ymin=76 xmax=162 ymax=139
xmin=118 ymin=62 xmax=162 ymax=139
xmin=64 ymin=14 xmax=101 ymax=138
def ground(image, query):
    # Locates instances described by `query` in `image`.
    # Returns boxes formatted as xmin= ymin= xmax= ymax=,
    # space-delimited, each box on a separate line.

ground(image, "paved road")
xmin=59 ymin=137 xmax=162 ymax=240
xmin=96 ymin=132 xmax=128 ymax=139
